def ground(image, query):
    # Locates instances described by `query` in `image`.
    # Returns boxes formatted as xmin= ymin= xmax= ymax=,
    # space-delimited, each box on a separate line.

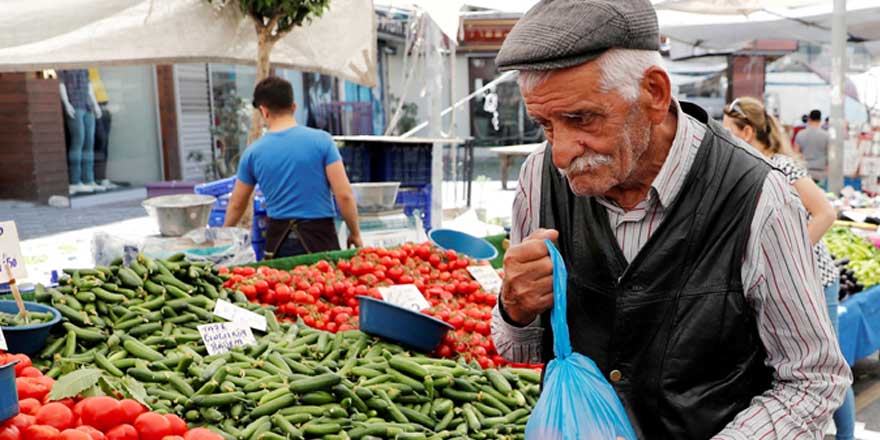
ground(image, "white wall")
xmin=766 ymin=71 xmax=869 ymax=126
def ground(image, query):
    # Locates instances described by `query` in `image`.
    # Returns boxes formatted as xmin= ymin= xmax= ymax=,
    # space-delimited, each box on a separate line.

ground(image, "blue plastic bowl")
xmin=358 ymin=296 xmax=453 ymax=353
xmin=429 ymin=229 xmax=498 ymax=261
xmin=0 ymin=360 xmax=19 ymax=423
xmin=0 ymin=301 xmax=62 ymax=356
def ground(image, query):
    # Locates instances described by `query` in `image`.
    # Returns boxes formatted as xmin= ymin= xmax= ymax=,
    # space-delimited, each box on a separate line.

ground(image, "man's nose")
xmin=550 ymin=130 xmax=584 ymax=170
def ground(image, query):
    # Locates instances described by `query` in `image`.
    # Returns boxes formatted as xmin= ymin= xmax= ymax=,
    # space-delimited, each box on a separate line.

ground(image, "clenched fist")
xmin=501 ymin=228 xmax=559 ymax=325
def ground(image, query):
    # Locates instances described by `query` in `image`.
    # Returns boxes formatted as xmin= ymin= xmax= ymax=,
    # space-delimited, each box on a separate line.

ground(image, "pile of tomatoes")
xmin=222 ymin=242 xmax=539 ymax=370
xmin=0 ymin=353 xmax=222 ymax=440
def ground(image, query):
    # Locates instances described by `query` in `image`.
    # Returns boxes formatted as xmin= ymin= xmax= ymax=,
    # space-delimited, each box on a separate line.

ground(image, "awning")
xmin=0 ymin=0 xmax=377 ymax=87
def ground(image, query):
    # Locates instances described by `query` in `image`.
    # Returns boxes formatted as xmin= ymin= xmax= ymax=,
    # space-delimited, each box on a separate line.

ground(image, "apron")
xmin=263 ymin=217 xmax=340 ymax=259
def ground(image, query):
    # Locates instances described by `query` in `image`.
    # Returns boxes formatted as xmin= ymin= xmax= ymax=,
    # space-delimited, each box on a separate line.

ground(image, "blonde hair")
xmin=723 ymin=96 xmax=796 ymax=157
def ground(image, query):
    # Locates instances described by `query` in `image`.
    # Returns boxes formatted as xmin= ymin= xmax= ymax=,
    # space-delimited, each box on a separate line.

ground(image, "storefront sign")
xmin=467 ymin=265 xmax=502 ymax=295
xmin=0 ymin=221 xmax=27 ymax=283
xmin=198 ymin=322 xmax=257 ymax=356
xmin=378 ymin=285 xmax=430 ymax=312
xmin=213 ymin=299 xmax=268 ymax=332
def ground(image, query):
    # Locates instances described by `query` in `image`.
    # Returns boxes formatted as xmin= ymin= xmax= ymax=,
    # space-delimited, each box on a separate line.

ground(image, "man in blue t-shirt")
xmin=224 ymin=76 xmax=362 ymax=258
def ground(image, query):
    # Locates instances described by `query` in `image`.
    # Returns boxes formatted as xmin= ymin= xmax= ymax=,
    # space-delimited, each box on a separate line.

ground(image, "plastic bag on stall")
xmin=93 ymin=228 xmax=255 ymax=267
xmin=525 ymin=240 xmax=637 ymax=440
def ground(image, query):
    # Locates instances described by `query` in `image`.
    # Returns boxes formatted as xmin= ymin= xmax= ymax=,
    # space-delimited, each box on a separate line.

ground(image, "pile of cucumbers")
xmin=33 ymin=254 xmax=538 ymax=440
xmin=0 ymin=310 xmax=54 ymax=326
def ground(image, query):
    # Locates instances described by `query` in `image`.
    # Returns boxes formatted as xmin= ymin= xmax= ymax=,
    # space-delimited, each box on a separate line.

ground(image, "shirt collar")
xmin=649 ymin=98 xmax=692 ymax=209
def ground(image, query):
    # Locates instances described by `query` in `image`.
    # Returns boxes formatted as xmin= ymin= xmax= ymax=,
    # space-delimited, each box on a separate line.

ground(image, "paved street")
xmin=1 ymin=199 xmax=147 ymax=240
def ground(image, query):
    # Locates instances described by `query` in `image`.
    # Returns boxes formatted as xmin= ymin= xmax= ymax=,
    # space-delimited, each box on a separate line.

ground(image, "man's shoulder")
xmin=291 ymin=126 xmax=333 ymax=143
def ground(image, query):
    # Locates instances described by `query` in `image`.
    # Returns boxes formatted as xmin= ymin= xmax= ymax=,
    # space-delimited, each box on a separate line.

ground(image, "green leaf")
xmin=47 ymin=368 xmax=103 ymax=401
xmin=121 ymin=377 xmax=149 ymax=406
xmin=81 ymin=385 xmax=104 ymax=398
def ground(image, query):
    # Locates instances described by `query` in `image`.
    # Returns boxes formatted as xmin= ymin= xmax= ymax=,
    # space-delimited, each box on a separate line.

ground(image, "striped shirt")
xmin=492 ymin=101 xmax=851 ymax=439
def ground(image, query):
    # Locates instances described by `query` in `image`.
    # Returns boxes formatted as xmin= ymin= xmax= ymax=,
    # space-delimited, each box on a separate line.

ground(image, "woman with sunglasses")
xmin=723 ymin=96 xmax=855 ymax=440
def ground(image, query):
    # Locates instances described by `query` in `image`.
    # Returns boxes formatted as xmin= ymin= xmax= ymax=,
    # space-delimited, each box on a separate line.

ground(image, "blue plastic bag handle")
xmin=545 ymin=239 xmax=572 ymax=359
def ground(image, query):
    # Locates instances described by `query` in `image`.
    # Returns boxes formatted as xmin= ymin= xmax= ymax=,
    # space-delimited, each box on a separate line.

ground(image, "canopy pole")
xmin=828 ymin=0 xmax=847 ymax=193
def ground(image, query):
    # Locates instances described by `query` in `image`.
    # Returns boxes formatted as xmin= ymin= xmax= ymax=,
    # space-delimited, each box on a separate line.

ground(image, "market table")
xmin=489 ymin=143 xmax=543 ymax=190
xmin=838 ymin=283 xmax=880 ymax=365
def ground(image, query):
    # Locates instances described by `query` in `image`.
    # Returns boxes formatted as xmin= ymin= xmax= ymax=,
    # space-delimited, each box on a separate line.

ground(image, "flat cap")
xmin=496 ymin=0 xmax=660 ymax=71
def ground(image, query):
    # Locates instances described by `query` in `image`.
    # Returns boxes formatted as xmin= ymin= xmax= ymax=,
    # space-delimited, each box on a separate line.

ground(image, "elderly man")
xmin=491 ymin=1 xmax=851 ymax=439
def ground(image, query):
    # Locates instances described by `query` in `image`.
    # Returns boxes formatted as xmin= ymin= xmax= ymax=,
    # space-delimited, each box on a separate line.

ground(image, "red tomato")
xmin=22 ymin=426 xmax=60 ymax=440
xmin=475 ymin=321 xmax=490 ymax=336
xmin=104 ymin=425 xmax=137 ymax=440
xmin=182 ymin=429 xmax=220 ymax=440
xmin=334 ymin=313 xmax=350 ymax=325
xmin=325 ymin=322 xmax=338 ymax=333
xmin=161 ymin=437 xmax=184 ymax=440
xmin=436 ymin=345 xmax=452 ymax=358
xmin=163 ymin=415 xmax=186 ymax=437
xmin=0 ymin=425 xmax=20 ymax=440
xmin=18 ymin=368 xmax=42 ymax=378
xmin=217 ymin=266 xmax=230 ymax=274
xmin=274 ymin=285 xmax=292 ymax=302
xmin=7 ymin=415 xmax=36 ymax=432
xmin=34 ymin=403 xmax=74 ymax=431
xmin=79 ymin=397 xmax=124 ymax=432
xmin=253 ymin=280 xmax=269 ymax=295
xmin=118 ymin=400 xmax=146 ymax=425
xmin=74 ymin=427 xmax=105 ymax=440
xmin=58 ymin=430 xmax=91 ymax=440
xmin=11 ymin=354 xmax=33 ymax=376
xmin=16 ymin=377 xmax=53 ymax=401
xmin=19 ymin=399 xmax=41 ymax=416
xmin=239 ymin=285 xmax=257 ymax=300
xmin=134 ymin=413 xmax=171 ymax=440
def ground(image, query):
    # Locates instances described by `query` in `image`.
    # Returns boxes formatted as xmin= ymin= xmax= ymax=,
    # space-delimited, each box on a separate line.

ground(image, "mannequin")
xmin=89 ymin=68 xmax=117 ymax=190
xmin=59 ymin=69 xmax=102 ymax=195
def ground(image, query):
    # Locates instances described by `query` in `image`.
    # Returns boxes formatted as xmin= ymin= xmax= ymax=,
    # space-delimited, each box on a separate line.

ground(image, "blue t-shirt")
xmin=237 ymin=126 xmax=341 ymax=220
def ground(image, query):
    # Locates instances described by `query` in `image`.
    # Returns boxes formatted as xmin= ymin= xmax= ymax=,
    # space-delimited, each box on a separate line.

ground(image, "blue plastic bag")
xmin=525 ymin=240 xmax=638 ymax=440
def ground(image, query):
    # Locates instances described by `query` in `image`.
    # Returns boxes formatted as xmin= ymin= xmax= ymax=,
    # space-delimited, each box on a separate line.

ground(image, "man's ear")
xmin=640 ymin=66 xmax=672 ymax=125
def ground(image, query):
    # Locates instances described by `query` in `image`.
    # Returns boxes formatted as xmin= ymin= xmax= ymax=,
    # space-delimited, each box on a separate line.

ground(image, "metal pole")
xmin=401 ymin=70 xmax=517 ymax=138
xmin=428 ymin=21 xmax=444 ymax=230
xmin=828 ymin=0 xmax=847 ymax=193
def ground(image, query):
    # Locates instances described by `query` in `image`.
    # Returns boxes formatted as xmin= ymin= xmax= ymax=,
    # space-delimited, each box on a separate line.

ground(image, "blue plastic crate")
xmin=252 ymin=213 xmax=268 ymax=242
xmin=208 ymin=208 xmax=226 ymax=227
xmin=340 ymin=145 xmax=371 ymax=183
xmin=377 ymin=145 xmax=432 ymax=186
xmin=195 ymin=177 xmax=236 ymax=197
xmin=395 ymin=184 xmax=431 ymax=231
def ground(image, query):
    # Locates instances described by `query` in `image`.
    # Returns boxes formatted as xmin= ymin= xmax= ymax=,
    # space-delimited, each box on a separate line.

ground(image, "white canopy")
xmin=0 ymin=0 xmax=377 ymax=87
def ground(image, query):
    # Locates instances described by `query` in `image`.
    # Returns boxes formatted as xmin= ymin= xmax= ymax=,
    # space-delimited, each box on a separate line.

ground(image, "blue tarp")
xmin=838 ymin=284 xmax=880 ymax=365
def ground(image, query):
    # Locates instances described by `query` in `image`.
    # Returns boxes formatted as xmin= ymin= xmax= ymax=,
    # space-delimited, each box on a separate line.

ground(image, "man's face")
xmin=523 ymin=62 xmax=652 ymax=197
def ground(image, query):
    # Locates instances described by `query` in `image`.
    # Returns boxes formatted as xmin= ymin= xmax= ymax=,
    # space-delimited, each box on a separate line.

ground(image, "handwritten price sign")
xmin=0 ymin=221 xmax=27 ymax=283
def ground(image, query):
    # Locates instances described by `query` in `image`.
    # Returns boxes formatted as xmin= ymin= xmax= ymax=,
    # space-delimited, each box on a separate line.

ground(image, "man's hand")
xmin=501 ymin=228 xmax=559 ymax=325
xmin=64 ymin=104 xmax=76 ymax=119
xmin=347 ymin=233 xmax=362 ymax=249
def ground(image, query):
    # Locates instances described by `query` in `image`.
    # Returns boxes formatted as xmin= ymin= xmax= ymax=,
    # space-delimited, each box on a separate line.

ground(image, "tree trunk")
xmin=239 ymin=22 xmax=280 ymax=231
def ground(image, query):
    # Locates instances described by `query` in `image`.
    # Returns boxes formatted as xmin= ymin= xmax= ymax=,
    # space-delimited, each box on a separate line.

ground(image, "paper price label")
xmin=198 ymin=322 xmax=257 ymax=356
xmin=0 ymin=221 xmax=27 ymax=283
xmin=378 ymin=285 xmax=430 ymax=312
xmin=468 ymin=265 xmax=502 ymax=294
xmin=0 ymin=328 xmax=7 ymax=351
xmin=213 ymin=299 xmax=268 ymax=332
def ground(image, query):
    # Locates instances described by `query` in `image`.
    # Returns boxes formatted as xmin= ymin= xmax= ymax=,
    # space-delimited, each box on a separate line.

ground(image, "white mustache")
xmin=558 ymin=153 xmax=613 ymax=177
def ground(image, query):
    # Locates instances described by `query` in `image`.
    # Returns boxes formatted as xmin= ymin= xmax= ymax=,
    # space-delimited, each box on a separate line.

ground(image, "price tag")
xmin=197 ymin=322 xmax=257 ymax=356
xmin=468 ymin=265 xmax=502 ymax=294
xmin=213 ymin=299 xmax=268 ymax=332
xmin=0 ymin=328 xmax=7 ymax=351
xmin=0 ymin=221 xmax=27 ymax=283
xmin=377 ymin=285 xmax=430 ymax=312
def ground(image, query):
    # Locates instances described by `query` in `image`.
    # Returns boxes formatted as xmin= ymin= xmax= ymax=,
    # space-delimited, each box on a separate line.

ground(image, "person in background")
xmin=224 ymin=76 xmax=362 ymax=258
xmin=791 ymin=113 xmax=808 ymax=150
xmin=795 ymin=109 xmax=831 ymax=183
xmin=723 ymin=96 xmax=854 ymax=440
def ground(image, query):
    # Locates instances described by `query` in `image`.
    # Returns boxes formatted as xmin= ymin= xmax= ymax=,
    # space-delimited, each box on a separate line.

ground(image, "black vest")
xmin=539 ymin=102 xmax=775 ymax=439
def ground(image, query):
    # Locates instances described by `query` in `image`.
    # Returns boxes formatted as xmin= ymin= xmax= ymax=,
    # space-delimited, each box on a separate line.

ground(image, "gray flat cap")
xmin=496 ymin=0 xmax=660 ymax=71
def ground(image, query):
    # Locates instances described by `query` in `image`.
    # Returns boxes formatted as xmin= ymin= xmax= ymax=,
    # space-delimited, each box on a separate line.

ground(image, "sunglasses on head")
xmin=726 ymin=98 xmax=749 ymax=123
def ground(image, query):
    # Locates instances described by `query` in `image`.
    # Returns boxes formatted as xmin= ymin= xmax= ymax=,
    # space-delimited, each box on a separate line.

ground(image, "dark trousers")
xmin=276 ymin=235 xmax=309 ymax=258
xmin=94 ymin=103 xmax=112 ymax=181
